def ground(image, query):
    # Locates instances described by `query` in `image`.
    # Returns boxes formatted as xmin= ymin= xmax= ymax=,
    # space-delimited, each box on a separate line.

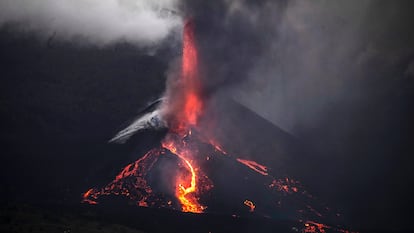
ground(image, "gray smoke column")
xmin=182 ymin=0 xmax=414 ymax=135
xmin=0 ymin=0 xmax=182 ymax=46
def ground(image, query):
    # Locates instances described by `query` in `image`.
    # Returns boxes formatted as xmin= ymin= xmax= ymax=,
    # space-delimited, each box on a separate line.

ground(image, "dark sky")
xmin=1 ymin=0 xmax=414 ymax=231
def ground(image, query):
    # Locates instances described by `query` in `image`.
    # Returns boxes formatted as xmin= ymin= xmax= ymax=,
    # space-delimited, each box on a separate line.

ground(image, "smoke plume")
xmin=182 ymin=0 xmax=414 ymax=135
xmin=231 ymin=0 xmax=414 ymax=134
xmin=180 ymin=2 xmax=414 ymax=228
xmin=0 ymin=0 xmax=182 ymax=46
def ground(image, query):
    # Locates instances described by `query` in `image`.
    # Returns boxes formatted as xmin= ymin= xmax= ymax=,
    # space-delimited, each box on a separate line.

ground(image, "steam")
xmin=0 ymin=0 xmax=182 ymax=46
xmin=109 ymin=98 xmax=167 ymax=143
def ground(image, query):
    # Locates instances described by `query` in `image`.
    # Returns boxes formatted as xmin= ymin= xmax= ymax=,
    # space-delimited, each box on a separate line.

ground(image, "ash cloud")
xmin=183 ymin=1 xmax=414 ymax=227
xmin=0 ymin=0 xmax=182 ymax=47
xmin=181 ymin=0 xmax=288 ymax=95
xmin=234 ymin=0 xmax=414 ymax=135
xmin=183 ymin=0 xmax=414 ymax=135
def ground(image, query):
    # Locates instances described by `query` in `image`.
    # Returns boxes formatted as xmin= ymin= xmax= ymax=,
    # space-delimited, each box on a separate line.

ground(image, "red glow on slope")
xmin=208 ymin=138 xmax=228 ymax=155
xmin=82 ymin=189 xmax=97 ymax=205
xmin=236 ymin=158 xmax=268 ymax=176
xmin=269 ymin=178 xmax=300 ymax=194
xmin=304 ymin=221 xmax=331 ymax=233
xmin=82 ymin=149 xmax=160 ymax=207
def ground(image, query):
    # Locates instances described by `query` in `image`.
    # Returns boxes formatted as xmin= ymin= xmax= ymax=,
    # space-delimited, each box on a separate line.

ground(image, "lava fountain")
xmin=160 ymin=19 xmax=205 ymax=212
xmin=83 ymin=19 xmax=209 ymax=213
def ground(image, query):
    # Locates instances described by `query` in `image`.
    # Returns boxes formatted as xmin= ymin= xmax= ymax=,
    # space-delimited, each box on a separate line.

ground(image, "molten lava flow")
xmin=82 ymin=189 xmax=97 ymax=205
xmin=177 ymin=157 xmax=202 ymax=212
xmin=82 ymin=149 xmax=161 ymax=207
xmin=208 ymin=138 xmax=228 ymax=155
xmin=162 ymin=137 xmax=205 ymax=213
xmin=244 ymin=200 xmax=256 ymax=212
xmin=236 ymin=158 xmax=268 ymax=176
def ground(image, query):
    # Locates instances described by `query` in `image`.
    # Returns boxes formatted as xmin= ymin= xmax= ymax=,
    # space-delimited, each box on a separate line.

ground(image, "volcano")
xmin=83 ymin=99 xmax=352 ymax=233
xmin=82 ymin=20 xmax=353 ymax=233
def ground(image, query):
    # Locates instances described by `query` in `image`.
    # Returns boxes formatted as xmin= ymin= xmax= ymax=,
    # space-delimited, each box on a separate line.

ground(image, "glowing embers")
xmin=244 ymin=200 xmax=256 ymax=212
xmin=303 ymin=221 xmax=354 ymax=233
xmin=269 ymin=177 xmax=300 ymax=194
xmin=304 ymin=221 xmax=331 ymax=233
xmin=82 ymin=189 xmax=97 ymax=205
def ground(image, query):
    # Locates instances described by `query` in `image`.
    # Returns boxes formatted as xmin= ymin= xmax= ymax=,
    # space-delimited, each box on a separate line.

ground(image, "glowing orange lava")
xmin=269 ymin=177 xmax=300 ymax=194
xmin=82 ymin=149 xmax=160 ymax=207
xmin=208 ymin=138 xmax=228 ymax=155
xmin=162 ymin=138 xmax=205 ymax=213
xmin=304 ymin=221 xmax=331 ymax=233
xmin=82 ymin=188 xmax=97 ymax=205
xmin=244 ymin=200 xmax=256 ymax=212
xmin=176 ymin=157 xmax=202 ymax=213
xmin=236 ymin=158 xmax=268 ymax=176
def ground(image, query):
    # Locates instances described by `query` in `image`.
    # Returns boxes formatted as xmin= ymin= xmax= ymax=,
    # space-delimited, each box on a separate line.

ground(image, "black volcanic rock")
xmin=83 ymin=99 xmax=350 ymax=232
